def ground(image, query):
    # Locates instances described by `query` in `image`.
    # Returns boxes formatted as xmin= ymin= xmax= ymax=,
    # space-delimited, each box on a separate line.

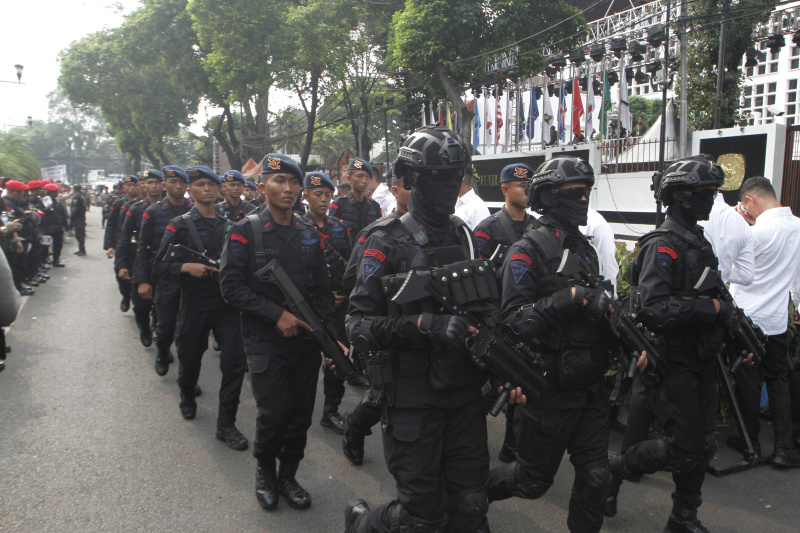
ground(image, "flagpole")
xmin=601 ymin=59 xmax=607 ymax=142
xmin=505 ymin=86 xmax=511 ymax=153
xmin=528 ymin=78 xmax=533 ymax=151
xmin=514 ymin=81 xmax=519 ymax=152
xmin=483 ymin=90 xmax=488 ymax=155
xmin=542 ymin=82 xmax=547 ymax=150
xmin=617 ymin=55 xmax=625 ymax=166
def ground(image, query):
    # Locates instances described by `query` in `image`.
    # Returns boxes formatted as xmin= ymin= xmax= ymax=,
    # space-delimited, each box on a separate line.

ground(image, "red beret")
xmin=27 ymin=180 xmax=44 ymax=189
xmin=44 ymin=183 xmax=59 ymax=192
xmin=4 ymin=180 xmax=29 ymax=191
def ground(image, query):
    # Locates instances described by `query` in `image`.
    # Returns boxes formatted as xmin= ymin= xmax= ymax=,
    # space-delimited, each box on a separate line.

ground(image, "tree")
xmin=683 ymin=0 xmax=774 ymax=129
xmin=629 ymin=96 xmax=662 ymax=130
xmin=0 ymin=134 xmax=41 ymax=181
xmin=388 ymin=0 xmax=586 ymax=149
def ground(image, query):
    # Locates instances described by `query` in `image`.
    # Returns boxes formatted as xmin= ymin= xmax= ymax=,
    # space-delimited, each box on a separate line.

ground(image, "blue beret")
xmin=348 ymin=158 xmax=373 ymax=178
xmin=244 ymin=180 xmax=257 ymax=190
xmin=500 ymin=163 xmax=534 ymax=182
xmin=123 ymin=175 xmax=139 ymax=184
xmin=185 ymin=165 xmax=222 ymax=185
xmin=162 ymin=166 xmax=189 ymax=182
xmin=304 ymin=172 xmax=335 ymax=190
xmin=136 ymin=171 xmax=145 ymax=180
xmin=223 ymin=170 xmax=246 ymax=185
xmin=141 ymin=169 xmax=165 ymax=182
xmin=261 ymin=154 xmax=303 ymax=182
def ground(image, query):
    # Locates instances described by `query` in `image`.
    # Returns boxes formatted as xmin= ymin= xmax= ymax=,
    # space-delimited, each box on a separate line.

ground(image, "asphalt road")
xmin=1 ymin=210 xmax=798 ymax=532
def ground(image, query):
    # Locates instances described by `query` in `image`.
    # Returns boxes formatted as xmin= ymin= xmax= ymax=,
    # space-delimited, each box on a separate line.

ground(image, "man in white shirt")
xmin=370 ymin=171 xmax=395 ymax=215
xmin=729 ymin=177 xmax=800 ymax=467
xmin=454 ymin=169 xmax=490 ymax=230
xmin=699 ymin=193 xmax=755 ymax=286
xmin=581 ymin=207 xmax=619 ymax=295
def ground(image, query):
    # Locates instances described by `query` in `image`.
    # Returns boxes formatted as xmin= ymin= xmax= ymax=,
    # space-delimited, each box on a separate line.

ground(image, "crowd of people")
xmin=3 ymin=124 xmax=800 ymax=532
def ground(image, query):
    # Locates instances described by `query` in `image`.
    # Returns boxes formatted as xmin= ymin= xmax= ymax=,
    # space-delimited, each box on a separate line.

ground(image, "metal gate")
xmin=781 ymin=125 xmax=800 ymax=216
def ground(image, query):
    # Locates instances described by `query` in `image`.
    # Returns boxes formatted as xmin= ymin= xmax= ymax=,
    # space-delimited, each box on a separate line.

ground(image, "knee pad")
xmin=449 ymin=488 xmax=489 ymax=533
xmin=663 ymin=440 xmax=700 ymax=474
xmin=578 ymin=459 xmax=612 ymax=507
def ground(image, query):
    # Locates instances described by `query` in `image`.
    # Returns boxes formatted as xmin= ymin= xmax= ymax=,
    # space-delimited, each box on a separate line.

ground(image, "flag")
xmin=422 ymin=103 xmax=428 ymax=126
xmin=542 ymin=85 xmax=554 ymax=145
xmin=619 ymin=68 xmax=631 ymax=134
xmin=527 ymin=85 xmax=539 ymax=139
xmin=572 ymin=76 xmax=584 ymax=139
xmin=474 ymin=100 xmax=481 ymax=148
xmin=438 ymin=104 xmax=444 ymax=126
xmin=446 ymin=103 xmax=453 ymax=130
xmin=517 ymin=91 xmax=526 ymax=142
xmin=456 ymin=108 xmax=461 ymax=133
xmin=587 ymin=76 xmax=595 ymax=136
xmin=557 ymin=79 xmax=566 ymax=141
xmin=496 ymin=98 xmax=504 ymax=146
xmin=602 ymin=71 xmax=612 ymax=136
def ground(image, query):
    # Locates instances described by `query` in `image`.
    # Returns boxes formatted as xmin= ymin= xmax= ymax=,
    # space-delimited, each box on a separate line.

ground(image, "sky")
xmin=0 ymin=1 xmax=142 ymax=132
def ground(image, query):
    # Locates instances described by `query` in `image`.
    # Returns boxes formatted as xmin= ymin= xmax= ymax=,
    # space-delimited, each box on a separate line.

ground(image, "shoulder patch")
xmin=476 ymin=231 xmax=491 ymax=240
xmin=658 ymin=246 xmax=678 ymax=259
xmin=230 ymin=233 xmax=247 ymax=244
xmin=165 ymin=224 xmax=176 ymax=233
xmin=510 ymin=253 xmax=533 ymax=265
xmin=142 ymin=212 xmax=150 ymax=220
xmin=364 ymin=248 xmax=386 ymax=262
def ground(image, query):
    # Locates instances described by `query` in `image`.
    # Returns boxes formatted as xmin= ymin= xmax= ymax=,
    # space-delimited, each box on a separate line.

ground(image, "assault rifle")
xmin=388 ymin=262 xmax=548 ymax=416
xmin=165 ymin=244 xmax=220 ymax=278
xmin=323 ymin=244 xmax=348 ymax=293
xmin=254 ymin=259 xmax=356 ymax=380
xmin=693 ymin=267 xmax=766 ymax=372
xmin=557 ymin=249 xmax=661 ymax=380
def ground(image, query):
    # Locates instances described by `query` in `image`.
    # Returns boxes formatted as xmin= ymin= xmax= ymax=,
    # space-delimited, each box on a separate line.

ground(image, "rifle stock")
xmin=255 ymin=259 xmax=356 ymax=379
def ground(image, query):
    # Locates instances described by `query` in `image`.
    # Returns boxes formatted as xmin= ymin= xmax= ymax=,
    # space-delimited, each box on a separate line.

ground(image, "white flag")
xmin=542 ymin=86 xmax=554 ymax=145
xmin=587 ymin=77 xmax=595 ymax=133
xmin=619 ymin=69 xmax=631 ymax=134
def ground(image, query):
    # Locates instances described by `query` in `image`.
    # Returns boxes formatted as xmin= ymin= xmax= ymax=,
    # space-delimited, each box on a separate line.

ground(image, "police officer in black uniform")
xmin=215 ymin=170 xmax=256 ymax=222
xmin=328 ymin=158 xmax=382 ymax=236
xmin=605 ymin=157 xmax=735 ymax=533
xmin=133 ymin=166 xmax=192 ymax=376
xmin=344 ymin=126 xmax=524 ymax=533
xmin=301 ymin=171 xmax=353 ymax=434
xmin=41 ymin=183 xmax=68 ymax=267
xmin=485 ymin=157 xmax=614 ymax=533
xmin=2 ymin=181 xmax=37 ymax=294
xmin=340 ymin=172 xmax=409 ymax=466
xmin=220 ymin=153 xmax=336 ymax=512
xmin=70 ymin=184 xmax=87 ymax=256
xmin=244 ymin=179 xmax=259 ymax=204
xmin=474 ymin=163 xmax=540 ymax=464
xmin=105 ymin=175 xmax=140 ymax=312
xmin=116 ymin=170 xmax=163 ymax=346
xmin=152 ymin=165 xmax=247 ymax=450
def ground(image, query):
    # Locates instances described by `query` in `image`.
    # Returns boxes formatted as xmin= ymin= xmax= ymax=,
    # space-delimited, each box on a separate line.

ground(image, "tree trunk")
xmin=156 ymin=147 xmax=170 ymax=167
xmin=435 ymin=61 xmax=475 ymax=151
xmin=255 ymin=89 xmax=272 ymax=154
xmin=143 ymin=147 xmax=160 ymax=169
xmin=300 ymin=70 xmax=320 ymax=172
xmin=223 ymin=106 xmax=243 ymax=170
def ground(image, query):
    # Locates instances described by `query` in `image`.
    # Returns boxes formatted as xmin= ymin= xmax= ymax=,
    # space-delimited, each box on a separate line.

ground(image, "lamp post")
xmin=375 ymin=96 xmax=394 ymax=176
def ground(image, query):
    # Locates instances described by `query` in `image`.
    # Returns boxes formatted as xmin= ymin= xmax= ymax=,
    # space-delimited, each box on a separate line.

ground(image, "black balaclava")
xmin=540 ymin=189 xmax=589 ymax=233
xmin=666 ymin=187 xmax=713 ymax=227
xmin=408 ymin=172 xmax=461 ymax=229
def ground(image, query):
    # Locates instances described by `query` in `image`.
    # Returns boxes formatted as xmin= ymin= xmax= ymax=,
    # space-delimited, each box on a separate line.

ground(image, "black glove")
xmin=419 ymin=313 xmax=469 ymax=345
xmin=581 ymin=288 xmax=612 ymax=320
xmin=716 ymin=301 xmax=740 ymax=332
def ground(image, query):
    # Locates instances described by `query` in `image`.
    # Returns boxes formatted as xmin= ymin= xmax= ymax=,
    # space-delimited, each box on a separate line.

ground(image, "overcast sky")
xmin=0 ymin=1 xmax=142 ymax=133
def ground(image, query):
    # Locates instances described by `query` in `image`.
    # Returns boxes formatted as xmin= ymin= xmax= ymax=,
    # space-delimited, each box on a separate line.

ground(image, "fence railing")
xmin=599 ymin=136 xmax=681 ymax=174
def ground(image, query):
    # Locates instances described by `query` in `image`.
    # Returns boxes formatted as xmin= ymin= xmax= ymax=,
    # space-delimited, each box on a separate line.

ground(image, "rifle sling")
xmin=182 ymin=212 xmax=206 ymax=254
xmin=247 ymin=213 xmax=267 ymax=269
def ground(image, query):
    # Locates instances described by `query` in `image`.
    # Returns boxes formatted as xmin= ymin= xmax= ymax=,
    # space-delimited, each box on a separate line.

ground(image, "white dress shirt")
xmin=730 ymin=206 xmax=800 ymax=336
xmin=454 ymin=188 xmax=491 ymax=230
xmin=581 ymin=208 xmax=620 ymax=295
xmin=371 ymin=182 xmax=394 ymax=216
xmin=698 ymin=194 xmax=755 ymax=286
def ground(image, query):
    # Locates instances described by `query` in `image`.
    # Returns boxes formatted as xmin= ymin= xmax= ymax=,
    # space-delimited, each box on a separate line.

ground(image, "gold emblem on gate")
xmin=717 ymin=154 xmax=746 ymax=191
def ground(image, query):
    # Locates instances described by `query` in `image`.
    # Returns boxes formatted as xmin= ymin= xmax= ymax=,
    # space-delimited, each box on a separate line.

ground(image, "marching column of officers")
xmin=100 ymin=124 xmax=800 ymax=533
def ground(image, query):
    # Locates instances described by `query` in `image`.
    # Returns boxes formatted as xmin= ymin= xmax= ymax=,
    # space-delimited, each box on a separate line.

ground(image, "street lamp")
xmin=14 ymin=64 xmax=23 ymax=83
xmin=375 ymin=96 xmax=395 ymax=174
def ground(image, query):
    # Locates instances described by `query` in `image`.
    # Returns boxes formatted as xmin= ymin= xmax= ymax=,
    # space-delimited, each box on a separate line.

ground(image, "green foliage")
xmin=614 ymin=241 xmax=637 ymax=297
xmin=0 ymin=134 xmax=41 ymax=181
xmin=681 ymin=0 xmax=774 ymax=130
xmin=628 ymin=96 xmax=662 ymax=131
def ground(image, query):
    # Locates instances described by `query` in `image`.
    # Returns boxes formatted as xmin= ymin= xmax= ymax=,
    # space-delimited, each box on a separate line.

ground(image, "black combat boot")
xmin=120 ymin=295 xmax=130 ymax=312
xmin=604 ymin=454 xmax=626 ymax=518
xmin=179 ymin=389 xmax=197 ymax=420
xmin=278 ymin=460 xmax=311 ymax=509
xmin=139 ymin=323 xmax=152 ymax=347
xmin=216 ymin=405 xmax=248 ymax=450
xmin=255 ymin=459 xmax=279 ymax=511
xmin=154 ymin=345 xmax=171 ymax=376
xmin=664 ymin=495 xmax=709 ymax=533
xmin=342 ymin=412 xmax=366 ymax=465
xmin=320 ymin=404 xmax=345 ymax=434
xmin=498 ymin=439 xmax=517 ymax=463
xmin=344 ymin=499 xmax=371 ymax=533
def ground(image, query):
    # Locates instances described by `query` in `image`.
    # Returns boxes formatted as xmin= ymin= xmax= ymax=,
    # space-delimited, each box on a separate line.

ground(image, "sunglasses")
xmin=554 ymin=186 xmax=592 ymax=200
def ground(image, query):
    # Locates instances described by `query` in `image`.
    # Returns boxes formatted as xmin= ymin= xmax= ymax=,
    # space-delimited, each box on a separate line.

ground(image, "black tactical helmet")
xmin=526 ymin=156 xmax=595 ymax=210
xmin=652 ymin=155 xmax=724 ymax=204
xmin=394 ymin=125 xmax=471 ymax=188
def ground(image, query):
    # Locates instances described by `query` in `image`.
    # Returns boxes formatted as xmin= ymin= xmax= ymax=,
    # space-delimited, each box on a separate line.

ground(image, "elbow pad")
xmin=347 ymin=315 xmax=379 ymax=351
